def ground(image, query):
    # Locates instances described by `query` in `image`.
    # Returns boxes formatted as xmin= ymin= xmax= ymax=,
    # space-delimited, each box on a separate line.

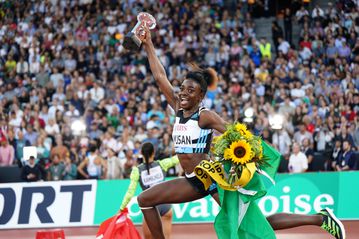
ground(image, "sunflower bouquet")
xmin=211 ymin=122 xmax=264 ymax=188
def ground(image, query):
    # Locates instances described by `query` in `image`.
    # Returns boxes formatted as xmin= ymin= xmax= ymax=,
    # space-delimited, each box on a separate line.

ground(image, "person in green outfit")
xmin=136 ymin=26 xmax=346 ymax=239
xmin=120 ymin=142 xmax=179 ymax=239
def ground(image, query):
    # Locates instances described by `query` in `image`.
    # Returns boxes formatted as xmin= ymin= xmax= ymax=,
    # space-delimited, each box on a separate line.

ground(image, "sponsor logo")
xmin=0 ymin=181 xmax=96 ymax=229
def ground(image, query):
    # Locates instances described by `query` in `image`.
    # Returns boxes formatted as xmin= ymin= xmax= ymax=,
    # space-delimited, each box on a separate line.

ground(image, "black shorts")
xmin=185 ymin=173 xmax=218 ymax=197
xmin=156 ymin=204 xmax=171 ymax=216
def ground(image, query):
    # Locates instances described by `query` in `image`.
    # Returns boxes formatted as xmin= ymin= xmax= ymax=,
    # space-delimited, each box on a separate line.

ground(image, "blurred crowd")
xmin=0 ymin=0 xmax=358 ymax=182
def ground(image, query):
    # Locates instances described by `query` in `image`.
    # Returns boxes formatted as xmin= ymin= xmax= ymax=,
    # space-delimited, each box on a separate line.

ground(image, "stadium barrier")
xmin=0 ymin=171 xmax=358 ymax=229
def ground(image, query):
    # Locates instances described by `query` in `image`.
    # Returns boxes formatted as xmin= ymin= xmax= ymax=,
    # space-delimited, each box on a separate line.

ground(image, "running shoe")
xmin=319 ymin=208 xmax=346 ymax=239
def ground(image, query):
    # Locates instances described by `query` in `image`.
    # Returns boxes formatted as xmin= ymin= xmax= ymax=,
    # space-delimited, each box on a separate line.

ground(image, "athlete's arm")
xmin=77 ymin=158 xmax=89 ymax=179
xmin=119 ymin=166 xmax=139 ymax=211
xmin=198 ymin=110 xmax=228 ymax=134
xmin=159 ymin=155 xmax=179 ymax=172
xmin=142 ymin=27 xmax=179 ymax=110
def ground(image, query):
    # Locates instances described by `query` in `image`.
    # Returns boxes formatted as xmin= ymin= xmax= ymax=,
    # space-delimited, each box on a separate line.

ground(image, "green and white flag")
xmin=214 ymin=141 xmax=281 ymax=239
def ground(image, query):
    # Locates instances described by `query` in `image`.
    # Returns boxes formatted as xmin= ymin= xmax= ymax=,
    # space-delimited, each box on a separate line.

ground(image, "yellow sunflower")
xmin=235 ymin=123 xmax=253 ymax=139
xmin=224 ymin=140 xmax=252 ymax=165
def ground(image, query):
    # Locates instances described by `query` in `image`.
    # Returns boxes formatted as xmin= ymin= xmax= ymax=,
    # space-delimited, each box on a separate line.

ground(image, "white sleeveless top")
xmin=172 ymin=107 xmax=213 ymax=154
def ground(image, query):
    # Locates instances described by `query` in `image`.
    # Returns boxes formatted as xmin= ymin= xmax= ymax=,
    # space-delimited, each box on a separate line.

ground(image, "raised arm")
xmin=142 ymin=27 xmax=179 ymax=110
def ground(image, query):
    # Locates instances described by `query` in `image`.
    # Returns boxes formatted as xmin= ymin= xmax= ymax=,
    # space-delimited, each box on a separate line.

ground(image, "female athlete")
xmin=120 ymin=142 xmax=179 ymax=239
xmin=137 ymin=27 xmax=345 ymax=239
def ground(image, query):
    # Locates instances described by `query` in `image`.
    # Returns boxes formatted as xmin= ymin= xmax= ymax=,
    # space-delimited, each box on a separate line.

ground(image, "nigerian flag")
xmin=214 ymin=141 xmax=281 ymax=239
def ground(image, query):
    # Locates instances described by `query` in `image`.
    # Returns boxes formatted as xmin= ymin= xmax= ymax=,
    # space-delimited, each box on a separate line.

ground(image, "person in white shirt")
xmin=52 ymin=86 xmax=66 ymax=102
xmin=48 ymin=98 xmax=65 ymax=119
xmin=311 ymin=5 xmax=324 ymax=19
xmin=29 ymin=56 xmax=40 ymax=76
xmin=293 ymin=123 xmax=314 ymax=145
xmin=65 ymin=104 xmax=80 ymax=118
xmin=89 ymin=81 xmax=105 ymax=104
xmin=16 ymin=57 xmax=29 ymax=75
xmin=289 ymin=143 xmax=308 ymax=173
xmin=50 ymin=67 xmax=64 ymax=88
xmin=295 ymin=6 xmax=309 ymax=23
xmin=277 ymin=37 xmax=291 ymax=55
xmin=8 ymin=111 xmax=22 ymax=129
xmin=272 ymin=128 xmax=292 ymax=157
xmin=45 ymin=118 xmax=60 ymax=136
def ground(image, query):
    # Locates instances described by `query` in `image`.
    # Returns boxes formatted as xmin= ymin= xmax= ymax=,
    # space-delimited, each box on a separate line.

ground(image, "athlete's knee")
xmin=137 ymin=191 xmax=156 ymax=207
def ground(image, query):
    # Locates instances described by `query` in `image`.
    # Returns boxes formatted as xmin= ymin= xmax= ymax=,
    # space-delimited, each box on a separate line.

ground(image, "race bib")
xmin=141 ymin=166 xmax=164 ymax=187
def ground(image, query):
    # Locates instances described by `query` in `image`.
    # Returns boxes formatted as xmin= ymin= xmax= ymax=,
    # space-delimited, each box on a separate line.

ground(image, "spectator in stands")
xmin=63 ymin=153 xmax=77 ymax=180
xmin=334 ymin=140 xmax=356 ymax=171
xmin=0 ymin=138 xmax=14 ymax=166
xmin=289 ymin=142 xmax=309 ymax=173
xmin=272 ymin=128 xmax=292 ymax=158
xmin=106 ymin=147 xmax=123 ymax=179
xmin=295 ymin=5 xmax=309 ymax=25
xmin=271 ymin=21 xmax=283 ymax=54
xmin=15 ymin=130 xmax=30 ymax=163
xmin=50 ymin=135 xmax=69 ymax=161
xmin=48 ymin=154 xmax=65 ymax=181
xmin=302 ymin=138 xmax=314 ymax=170
xmin=283 ymin=8 xmax=293 ymax=45
xmin=122 ymin=149 xmax=136 ymax=179
xmin=24 ymin=124 xmax=38 ymax=146
xmin=21 ymin=156 xmax=42 ymax=182
xmin=294 ymin=123 xmax=313 ymax=146
xmin=277 ymin=37 xmax=291 ymax=55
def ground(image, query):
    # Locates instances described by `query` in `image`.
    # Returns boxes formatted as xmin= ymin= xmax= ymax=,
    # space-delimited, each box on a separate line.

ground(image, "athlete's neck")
xmin=183 ymin=107 xmax=199 ymax=117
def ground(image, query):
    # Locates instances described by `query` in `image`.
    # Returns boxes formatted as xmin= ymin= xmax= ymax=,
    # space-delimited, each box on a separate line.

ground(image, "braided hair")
xmin=141 ymin=142 xmax=154 ymax=174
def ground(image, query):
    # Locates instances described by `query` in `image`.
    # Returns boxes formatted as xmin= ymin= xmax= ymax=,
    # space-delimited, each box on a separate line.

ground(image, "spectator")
xmin=302 ymin=138 xmax=314 ymax=171
xmin=15 ymin=131 xmax=30 ymax=163
xmin=21 ymin=156 xmax=42 ymax=182
xmin=259 ymin=37 xmax=271 ymax=60
xmin=63 ymin=154 xmax=78 ymax=180
xmin=50 ymin=136 xmax=69 ymax=161
xmin=272 ymin=128 xmax=291 ymax=157
xmin=289 ymin=142 xmax=308 ymax=173
xmin=271 ymin=21 xmax=283 ymax=54
xmin=277 ymin=37 xmax=291 ymax=55
xmin=334 ymin=140 xmax=356 ymax=171
xmin=295 ymin=6 xmax=309 ymax=24
xmin=24 ymin=124 xmax=39 ymax=146
xmin=311 ymin=5 xmax=325 ymax=22
xmin=106 ymin=147 xmax=123 ymax=179
xmin=283 ymin=8 xmax=293 ymax=44
xmin=0 ymin=138 xmax=15 ymax=166
xmin=122 ymin=149 xmax=136 ymax=179
xmin=16 ymin=56 xmax=29 ymax=76
xmin=45 ymin=118 xmax=60 ymax=136
xmin=294 ymin=123 xmax=313 ymax=146
xmin=89 ymin=81 xmax=105 ymax=104
xmin=48 ymin=154 xmax=66 ymax=181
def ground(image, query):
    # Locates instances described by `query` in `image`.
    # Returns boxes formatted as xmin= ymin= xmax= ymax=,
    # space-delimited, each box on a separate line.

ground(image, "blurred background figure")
xmin=21 ymin=156 xmax=42 ymax=182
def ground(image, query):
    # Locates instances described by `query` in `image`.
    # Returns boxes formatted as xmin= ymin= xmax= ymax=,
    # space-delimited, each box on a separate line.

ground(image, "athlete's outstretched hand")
xmin=142 ymin=25 xmax=153 ymax=48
